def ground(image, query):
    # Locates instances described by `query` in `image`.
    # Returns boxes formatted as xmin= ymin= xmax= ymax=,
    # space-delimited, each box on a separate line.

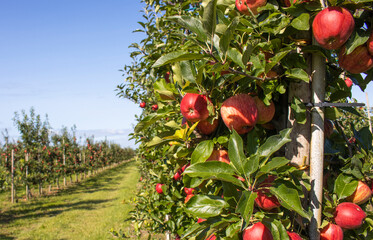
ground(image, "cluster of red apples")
xmin=140 ymin=101 xmax=158 ymax=111
xmin=236 ymin=0 xmax=373 ymax=75
xmin=320 ymin=180 xmax=372 ymax=240
xmin=180 ymin=92 xmax=275 ymax=136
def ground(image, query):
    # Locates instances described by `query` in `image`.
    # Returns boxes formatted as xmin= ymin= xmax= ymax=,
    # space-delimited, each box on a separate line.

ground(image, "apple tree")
xmin=118 ymin=0 xmax=373 ymax=239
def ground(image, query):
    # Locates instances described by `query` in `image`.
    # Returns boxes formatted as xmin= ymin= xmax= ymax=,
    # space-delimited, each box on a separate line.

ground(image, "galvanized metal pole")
xmin=309 ymin=40 xmax=326 ymax=240
xmin=165 ymin=215 xmax=171 ymax=240
xmin=63 ymin=138 xmax=66 ymax=186
xmin=11 ymin=149 xmax=15 ymax=203
xmin=25 ymin=153 xmax=29 ymax=200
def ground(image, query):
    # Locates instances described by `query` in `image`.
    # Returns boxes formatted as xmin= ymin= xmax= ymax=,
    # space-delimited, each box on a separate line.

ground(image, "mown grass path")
xmin=0 ymin=160 xmax=139 ymax=240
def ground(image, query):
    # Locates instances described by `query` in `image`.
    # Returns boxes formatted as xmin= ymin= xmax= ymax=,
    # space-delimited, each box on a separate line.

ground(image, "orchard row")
xmin=0 ymin=108 xmax=135 ymax=199
xmin=0 ymin=139 xmax=134 ymax=192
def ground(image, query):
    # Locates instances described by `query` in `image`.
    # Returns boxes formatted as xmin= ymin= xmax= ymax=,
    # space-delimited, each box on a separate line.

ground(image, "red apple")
xmin=206 ymin=234 xmax=216 ymax=240
xmin=156 ymin=183 xmax=164 ymax=194
xmin=140 ymin=102 xmax=146 ymax=108
xmin=197 ymin=118 xmax=219 ymax=135
xmin=173 ymin=170 xmax=182 ymax=181
xmin=344 ymin=77 xmax=353 ymax=88
xmin=152 ymin=104 xmax=159 ymax=111
xmin=184 ymin=194 xmax=194 ymax=203
xmin=180 ymin=93 xmax=210 ymax=122
xmin=253 ymin=96 xmax=275 ymax=124
xmin=243 ymin=222 xmax=273 ymax=240
xmin=254 ymin=175 xmax=280 ymax=210
xmin=197 ymin=218 xmax=206 ymax=223
xmin=236 ymin=0 xmax=267 ymax=16
xmin=165 ymin=72 xmax=170 ymax=83
xmin=221 ymin=70 xmax=230 ymax=75
xmin=334 ymin=202 xmax=366 ymax=229
xmin=287 ymin=231 xmax=303 ymax=240
xmin=254 ymin=188 xmax=281 ymax=211
xmin=312 ymin=7 xmax=354 ymax=50
xmin=235 ymin=175 xmax=246 ymax=182
xmin=206 ymin=149 xmax=230 ymax=164
xmin=181 ymin=163 xmax=190 ymax=172
xmin=338 ymin=45 xmax=373 ymax=74
xmin=324 ymin=119 xmax=334 ymax=138
xmin=184 ymin=187 xmax=194 ymax=195
xmin=349 ymin=137 xmax=356 ymax=144
xmin=346 ymin=181 xmax=372 ymax=205
xmin=368 ymin=31 xmax=373 ymax=56
xmin=262 ymin=175 xmax=276 ymax=185
xmin=220 ymin=94 xmax=258 ymax=134
xmin=320 ymin=223 xmax=343 ymax=240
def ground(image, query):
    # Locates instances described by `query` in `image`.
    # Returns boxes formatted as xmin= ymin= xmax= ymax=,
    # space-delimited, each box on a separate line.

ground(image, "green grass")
xmin=0 ymin=160 xmax=140 ymax=240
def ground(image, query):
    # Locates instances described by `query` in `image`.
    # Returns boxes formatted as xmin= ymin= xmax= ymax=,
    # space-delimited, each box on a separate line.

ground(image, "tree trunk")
xmin=285 ymin=44 xmax=312 ymax=168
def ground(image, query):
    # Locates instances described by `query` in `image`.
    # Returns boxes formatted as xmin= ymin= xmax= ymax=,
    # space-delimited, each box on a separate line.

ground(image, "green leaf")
xmin=227 ymin=48 xmax=245 ymax=69
xmin=226 ymin=221 xmax=242 ymax=238
xmin=246 ymin=130 xmax=259 ymax=156
xmin=184 ymin=161 xmax=244 ymax=187
xmin=180 ymin=61 xmax=197 ymax=83
xmin=350 ymin=0 xmax=373 ymax=2
xmin=291 ymin=13 xmax=310 ymax=31
xmin=154 ymin=79 xmax=178 ymax=101
xmin=291 ymin=97 xmax=307 ymax=124
xmin=236 ymin=191 xmax=257 ymax=224
xmin=257 ymin=128 xmax=292 ymax=159
xmin=325 ymin=107 xmax=342 ymax=120
xmin=220 ymin=17 xmax=239 ymax=56
xmin=202 ymin=0 xmax=217 ymax=38
xmin=217 ymin=136 xmax=229 ymax=145
xmin=285 ymin=68 xmax=309 ymax=82
xmin=146 ymin=136 xmax=167 ymax=147
xmin=270 ymin=184 xmax=311 ymax=220
xmin=244 ymin=155 xmax=259 ymax=177
xmin=256 ymin=157 xmax=290 ymax=179
xmin=228 ymin=129 xmax=247 ymax=175
xmin=334 ymin=174 xmax=358 ymax=200
xmin=263 ymin=218 xmax=289 ymax=240
xmin=186 ymin=195 xmax=229 ymax=218
xmin=191 ymin=140 xmax=214 ymax=164
xmin=345 ymin=29 xmax=370 ymax=55
xmin=153 ymin=51 xmax=206 ymax=68
xmin=167 ymin=16 xmax=207 ymax=42
xmin=265 ymin=49 xmax=291 ymax=73
xmin=135 ymin=113 xmax=168 ymax=133
xmin=242 ymin=44 xmax=254 ymax=67
xmin=222 ymin=181 xmax=241 ymax=208
xmin=355 ymin=126 xmax=373 ymax=151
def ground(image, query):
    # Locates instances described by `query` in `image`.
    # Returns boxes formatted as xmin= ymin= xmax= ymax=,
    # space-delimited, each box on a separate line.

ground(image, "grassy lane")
xmin=0 ymin=160 xmax=139 ymax=240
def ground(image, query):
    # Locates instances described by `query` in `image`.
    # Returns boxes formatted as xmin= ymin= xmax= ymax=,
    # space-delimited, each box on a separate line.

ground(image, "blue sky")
xmin=0 ymin=0 xmax=146 ymax=147
xmin=0 ymin=1 xmax=372 ymax=148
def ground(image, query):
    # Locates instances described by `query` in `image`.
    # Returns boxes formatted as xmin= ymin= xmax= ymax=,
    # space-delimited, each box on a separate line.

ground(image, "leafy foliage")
xmin=120 ymin=0 xmax=373 ymax=239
